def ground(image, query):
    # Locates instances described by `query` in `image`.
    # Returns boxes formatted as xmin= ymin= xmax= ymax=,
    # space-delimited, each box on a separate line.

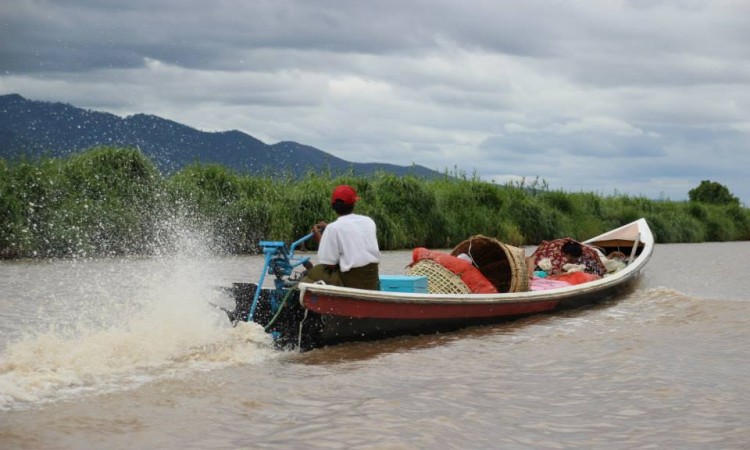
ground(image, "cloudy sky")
xmin=1 ymin=0 xmax=748 ymax=204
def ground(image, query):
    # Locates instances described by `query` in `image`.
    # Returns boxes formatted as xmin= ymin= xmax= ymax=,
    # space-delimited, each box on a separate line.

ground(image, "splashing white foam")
xmin=0 ymin=237 xmax=278 ymax=410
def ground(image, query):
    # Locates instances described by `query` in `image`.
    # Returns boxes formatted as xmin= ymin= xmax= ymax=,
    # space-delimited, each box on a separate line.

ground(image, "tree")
xmin=688 ymin=180 xmax=739 ymax=205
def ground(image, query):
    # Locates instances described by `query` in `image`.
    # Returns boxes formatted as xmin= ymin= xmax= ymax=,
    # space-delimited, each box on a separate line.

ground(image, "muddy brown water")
xmin=1 ymin=242 xmax=749 ymax=449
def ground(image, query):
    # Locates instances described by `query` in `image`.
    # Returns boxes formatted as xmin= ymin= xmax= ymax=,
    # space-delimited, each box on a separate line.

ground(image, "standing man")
xmin=301 ymin=185 xmax=381 ymax=290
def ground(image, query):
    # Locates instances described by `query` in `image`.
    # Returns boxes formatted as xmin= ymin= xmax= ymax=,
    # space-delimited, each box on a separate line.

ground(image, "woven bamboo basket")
xmin=450 ymin=235 xmax=529 ymax=293
xmin=405 ymin=259 xmax=471 ymax=294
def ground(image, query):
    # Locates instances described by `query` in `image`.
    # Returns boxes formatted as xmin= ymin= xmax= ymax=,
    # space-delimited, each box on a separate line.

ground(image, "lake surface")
xmin=1 ymin=242 xmax=749 ymax=449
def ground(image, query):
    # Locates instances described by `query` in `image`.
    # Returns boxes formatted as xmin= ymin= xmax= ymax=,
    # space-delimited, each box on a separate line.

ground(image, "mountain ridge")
xmin=0 ymin=93 xmax=441 ymax=178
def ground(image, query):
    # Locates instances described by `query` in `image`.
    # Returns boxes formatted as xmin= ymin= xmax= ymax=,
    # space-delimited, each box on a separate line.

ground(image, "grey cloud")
xmin=0 ymin=1 xmax=634 ymax=74
xmin=473 ymin=123 xmax=748 ymax=201
xmin=1 ymin=0 xmax=748 ymax=204
xmin=2 ymin=1 xmax=440 ymax=73
xmin=479 ymin=130 xmax=667 ymax=158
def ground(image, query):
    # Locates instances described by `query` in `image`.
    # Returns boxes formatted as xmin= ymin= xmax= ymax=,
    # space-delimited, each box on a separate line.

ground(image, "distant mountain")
xmin=0 ymin=93 xmax=441 ymax=178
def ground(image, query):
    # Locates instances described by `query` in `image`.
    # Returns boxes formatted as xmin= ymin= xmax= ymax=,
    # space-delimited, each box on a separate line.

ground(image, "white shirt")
xmin=317 ymin=214 xmax=380 ymax=272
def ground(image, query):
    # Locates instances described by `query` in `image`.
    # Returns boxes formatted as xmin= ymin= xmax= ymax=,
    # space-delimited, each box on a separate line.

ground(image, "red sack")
xmin=548 ymin=271 xmax=601 ymax=285
xmin=412 ymin=248 xmax=498 ymax=293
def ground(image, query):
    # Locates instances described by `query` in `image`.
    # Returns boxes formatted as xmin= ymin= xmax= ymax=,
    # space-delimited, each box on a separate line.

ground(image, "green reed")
xmin=1 ymin=147 xmax=748 ymax=258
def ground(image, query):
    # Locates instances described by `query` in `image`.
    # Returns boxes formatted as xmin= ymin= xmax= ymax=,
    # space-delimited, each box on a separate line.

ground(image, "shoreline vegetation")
xmin=1 ymin=147 xmax=748 ymax=259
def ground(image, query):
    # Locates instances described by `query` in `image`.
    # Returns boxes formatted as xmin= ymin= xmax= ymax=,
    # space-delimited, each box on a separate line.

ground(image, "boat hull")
xmin=296 ymin=269 xmax=641 ymax=348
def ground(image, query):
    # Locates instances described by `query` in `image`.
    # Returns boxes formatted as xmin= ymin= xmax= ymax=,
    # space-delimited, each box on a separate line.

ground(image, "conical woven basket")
xmin=450 ymin=235 xmax=529 ymax=293
xmin=405 ymin=259 xmax=471 ymax=294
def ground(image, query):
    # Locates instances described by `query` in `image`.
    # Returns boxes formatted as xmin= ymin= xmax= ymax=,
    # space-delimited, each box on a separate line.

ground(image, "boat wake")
xmin=0 ymin=256 xmax=279 ymax=412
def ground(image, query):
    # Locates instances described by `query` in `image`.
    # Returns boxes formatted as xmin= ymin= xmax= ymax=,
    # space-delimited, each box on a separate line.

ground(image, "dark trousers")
xmin=302 ymin=262 xmax=380 ymax=290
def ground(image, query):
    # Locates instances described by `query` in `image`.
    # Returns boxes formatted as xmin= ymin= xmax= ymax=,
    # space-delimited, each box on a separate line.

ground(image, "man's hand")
xmin=312 ymin=221 xmax=327 ymax=241
xmin=313 ymin=221 xmax=327 ymax=233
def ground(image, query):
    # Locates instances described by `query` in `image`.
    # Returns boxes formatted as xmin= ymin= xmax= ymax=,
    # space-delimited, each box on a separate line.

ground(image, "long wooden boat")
xmin=229 ymin=218 xmax=653 ymax=350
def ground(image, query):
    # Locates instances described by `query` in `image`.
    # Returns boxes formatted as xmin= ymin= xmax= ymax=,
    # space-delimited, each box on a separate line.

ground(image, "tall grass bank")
xmin=1 ymin=147 xmax=748 ymax=259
